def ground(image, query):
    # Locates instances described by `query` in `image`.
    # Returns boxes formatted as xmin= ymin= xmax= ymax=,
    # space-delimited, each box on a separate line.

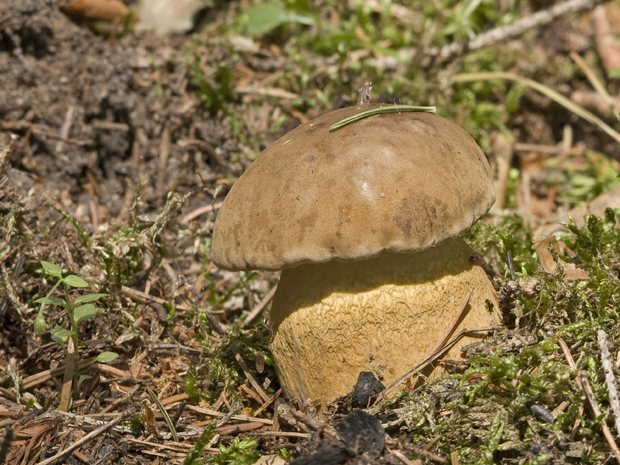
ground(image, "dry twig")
xmin=156 ymin=125 xmax=171 ymax=202
xmin=121 ymin=285 xmax=192 ymax=311
xmin=21 ymin=362 xmax=131 ymax=390
xmin=37 ymin=410 xmax=130 ymax=465
xmin=279 ymin=403 xmax=339 ymax=439
xmin=592 ymin=4 xmax=620 ymax=74
xmin=390 ymin=448 xmax=421 ymax=465
xmin=598 ymin=330 xmax=620 ymax=438
xmin=0 ymin=121 xmax=91 ymax=145
xmin=179 ymin=201 xmax=224 ymax=224
xmin=570 ymin=52 xmax=620 ymax=117
xmin=254 ymin=388 xmax=282 ymax=417
xmin=185 ymin=405 xmax=273 ymax=425
xmin=55 ymin=105 xmax=74 ymax=154
xmin=559 ymin=337 xmax=620 ymax=461
xmin=234 ymin=350 xmax=270 ymax=403
xmin=376 ymin=324 xmax=502 ymax=401
xmin=59 ymin=337 xmax=75 ymax=412
xmin=241 ymin=285 xmax=277 ymax=328
xmin=404 ymin=444 xmax=446 ymax=463
xmin=430 ymin=292 xmax=471 ymax=355
xmin=424 ymin=0 xmax=605 ymax=63
xmin=234 ymin=86 xmax=300 ymax=100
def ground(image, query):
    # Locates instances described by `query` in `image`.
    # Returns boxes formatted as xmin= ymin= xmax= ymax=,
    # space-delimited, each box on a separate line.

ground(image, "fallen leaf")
xmin=533 ymin=236 xmax=590 ymax=280
xmin=140 ymin=399 xmax=160 ymax=438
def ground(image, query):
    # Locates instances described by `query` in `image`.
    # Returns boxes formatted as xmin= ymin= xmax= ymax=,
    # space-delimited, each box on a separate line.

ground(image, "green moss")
xmin=376 ymin=210 xmax=620 ymax=463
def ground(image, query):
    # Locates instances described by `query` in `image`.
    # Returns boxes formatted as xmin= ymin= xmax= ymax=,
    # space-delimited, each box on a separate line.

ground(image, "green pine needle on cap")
xmin=329 ymin=104 xmax=437 ymax=132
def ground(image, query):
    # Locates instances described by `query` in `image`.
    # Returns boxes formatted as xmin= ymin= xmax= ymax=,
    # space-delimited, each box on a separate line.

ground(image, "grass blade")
xmin=147 ymin=387 xmax=179 ymax=442
xmin=453 ymin=71 xmax=620 ymax=144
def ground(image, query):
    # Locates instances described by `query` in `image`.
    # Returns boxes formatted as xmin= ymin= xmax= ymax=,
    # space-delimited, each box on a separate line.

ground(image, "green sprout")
xmin=208 ymin=436 xmax=261 ymax=465
xmin=184 ymin=420 xmax=260 ymax=465
xmin=34 ymin=261 xmax=117 ymax=397
xmin=24 ymin=397 xmax=37 ymax=410
xmin=184 ymin=366 xmax=210 ymax=404
xmin=184 ymin=420 xmax=216 ymax=465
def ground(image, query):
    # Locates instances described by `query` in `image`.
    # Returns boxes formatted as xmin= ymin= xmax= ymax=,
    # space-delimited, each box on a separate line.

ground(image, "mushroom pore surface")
xmin=270 ymin=237 xmax=500 ymax=406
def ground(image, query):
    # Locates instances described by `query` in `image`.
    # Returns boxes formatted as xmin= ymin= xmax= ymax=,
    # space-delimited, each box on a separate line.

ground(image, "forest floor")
xmin=4 ymin=0 xmax=620 ymax=464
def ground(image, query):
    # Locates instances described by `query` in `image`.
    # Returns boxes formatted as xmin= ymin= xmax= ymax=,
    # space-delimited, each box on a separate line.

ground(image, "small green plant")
xmin=184 ymin=366 xmax=210 ymax=404
xmin=183 ymin=419 xmax=261 ymax=465
xmin=208 ymin=436 xmax=261 ymax=465
xmin=189 ymin=50 xmax=236 ymax=115
xmin=24 ymin=397 xmax=37 ymax=410
xmin=34 ymin=261 xmax=118 ymax=392
xmin=238 ymin=2 xmax=314 ymax=35
xmin=184 ymin=420 xmax=217 ymax=465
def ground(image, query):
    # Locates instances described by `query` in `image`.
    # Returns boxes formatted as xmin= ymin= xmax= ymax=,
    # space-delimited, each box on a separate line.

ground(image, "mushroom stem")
xmin=269 ymin=237 xmax=500 ymax=407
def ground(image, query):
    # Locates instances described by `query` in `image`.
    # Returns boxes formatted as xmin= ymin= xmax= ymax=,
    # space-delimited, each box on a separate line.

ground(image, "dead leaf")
xmin=533 ymin=236 xmax=591 ymax=280
xmin=255 ymin=456 xmax=287 ymax=465
xmin=593 ymin=4 xmax=620 ymax=74
xmin=562 ymin=262 xmax=592 ymax=280
xmin=140 ymin=399 xmax=160 ymax=438
xmin=533 ymin=236 xmax=562 ymax=274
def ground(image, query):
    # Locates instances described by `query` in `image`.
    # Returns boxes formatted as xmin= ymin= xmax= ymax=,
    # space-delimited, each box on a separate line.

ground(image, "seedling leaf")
xmin=51 ymin=328 xmax=77 ymax=338
xmin=41 ymin=261 xmax=62 ymax=277
xmin=74 ymin=304 xmax=99 ymax=324
xmin=184 ymin=366 xmax=209 ymax=404
xmin=147 ymin=387 xmax=179 ymax=442
xmin=75 ymin=293 xmax=108 ymax=304
xmin=51 ymin=327 xmax=76 ymax=344
xmin=184 ymin=419 xmax=217 ymax=465
xmin=35 ymin=296 xmax=65 ymax=306
xmin=95 ymin=351 xmax=119 ymax=363
xmin=328 ymin=104 xmax=437 ymax=131
xmin=242 ymin=4 xmax=315 ymax=35
xmin=77 ymin=374 xmax=92 ymax=389
xmin=64 ymin=275 xmax=89 ymax=288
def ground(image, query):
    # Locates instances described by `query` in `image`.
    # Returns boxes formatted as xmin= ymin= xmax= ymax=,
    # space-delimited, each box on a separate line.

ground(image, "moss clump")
xmin=370 ymin=209 xmax=620 ymax=464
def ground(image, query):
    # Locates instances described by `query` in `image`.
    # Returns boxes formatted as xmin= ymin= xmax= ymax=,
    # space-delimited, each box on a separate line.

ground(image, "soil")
xmin=1 ymin=0 xmax=243 ymax=219
xmin=0 ymin=1 xmax=273 ymax=463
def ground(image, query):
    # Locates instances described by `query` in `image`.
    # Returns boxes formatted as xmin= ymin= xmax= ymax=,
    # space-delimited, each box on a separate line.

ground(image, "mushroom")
xmin=211 ymin=103 xmax=500 ymax=407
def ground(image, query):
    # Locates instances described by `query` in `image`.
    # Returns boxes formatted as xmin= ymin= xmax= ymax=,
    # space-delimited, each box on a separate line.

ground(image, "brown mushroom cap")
xmin=211 ymin=104 xmax=495 ymax=271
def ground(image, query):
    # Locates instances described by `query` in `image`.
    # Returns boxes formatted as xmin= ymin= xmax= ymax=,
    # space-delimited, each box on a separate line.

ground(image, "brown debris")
xmin=61 ymin=0 xmax=138 ymax=24
xmin=532 ymin=236 xmax=591 ymax=279
xmin=592 ymin=3 xmax=620 ymax=74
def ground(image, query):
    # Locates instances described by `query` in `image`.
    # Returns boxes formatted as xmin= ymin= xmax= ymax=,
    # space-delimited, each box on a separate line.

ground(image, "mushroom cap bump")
xmin=210 ymin=104 xmax=496 ymax=272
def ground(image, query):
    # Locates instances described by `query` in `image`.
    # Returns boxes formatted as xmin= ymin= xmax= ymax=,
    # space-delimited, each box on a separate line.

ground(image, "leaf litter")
xmin=3 ymin=0 xmax=620 ymax=464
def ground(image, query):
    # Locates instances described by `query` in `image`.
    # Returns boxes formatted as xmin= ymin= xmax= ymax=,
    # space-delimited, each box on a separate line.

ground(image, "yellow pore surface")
xmin=270 ymin=237 xmax=500 ymax=406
